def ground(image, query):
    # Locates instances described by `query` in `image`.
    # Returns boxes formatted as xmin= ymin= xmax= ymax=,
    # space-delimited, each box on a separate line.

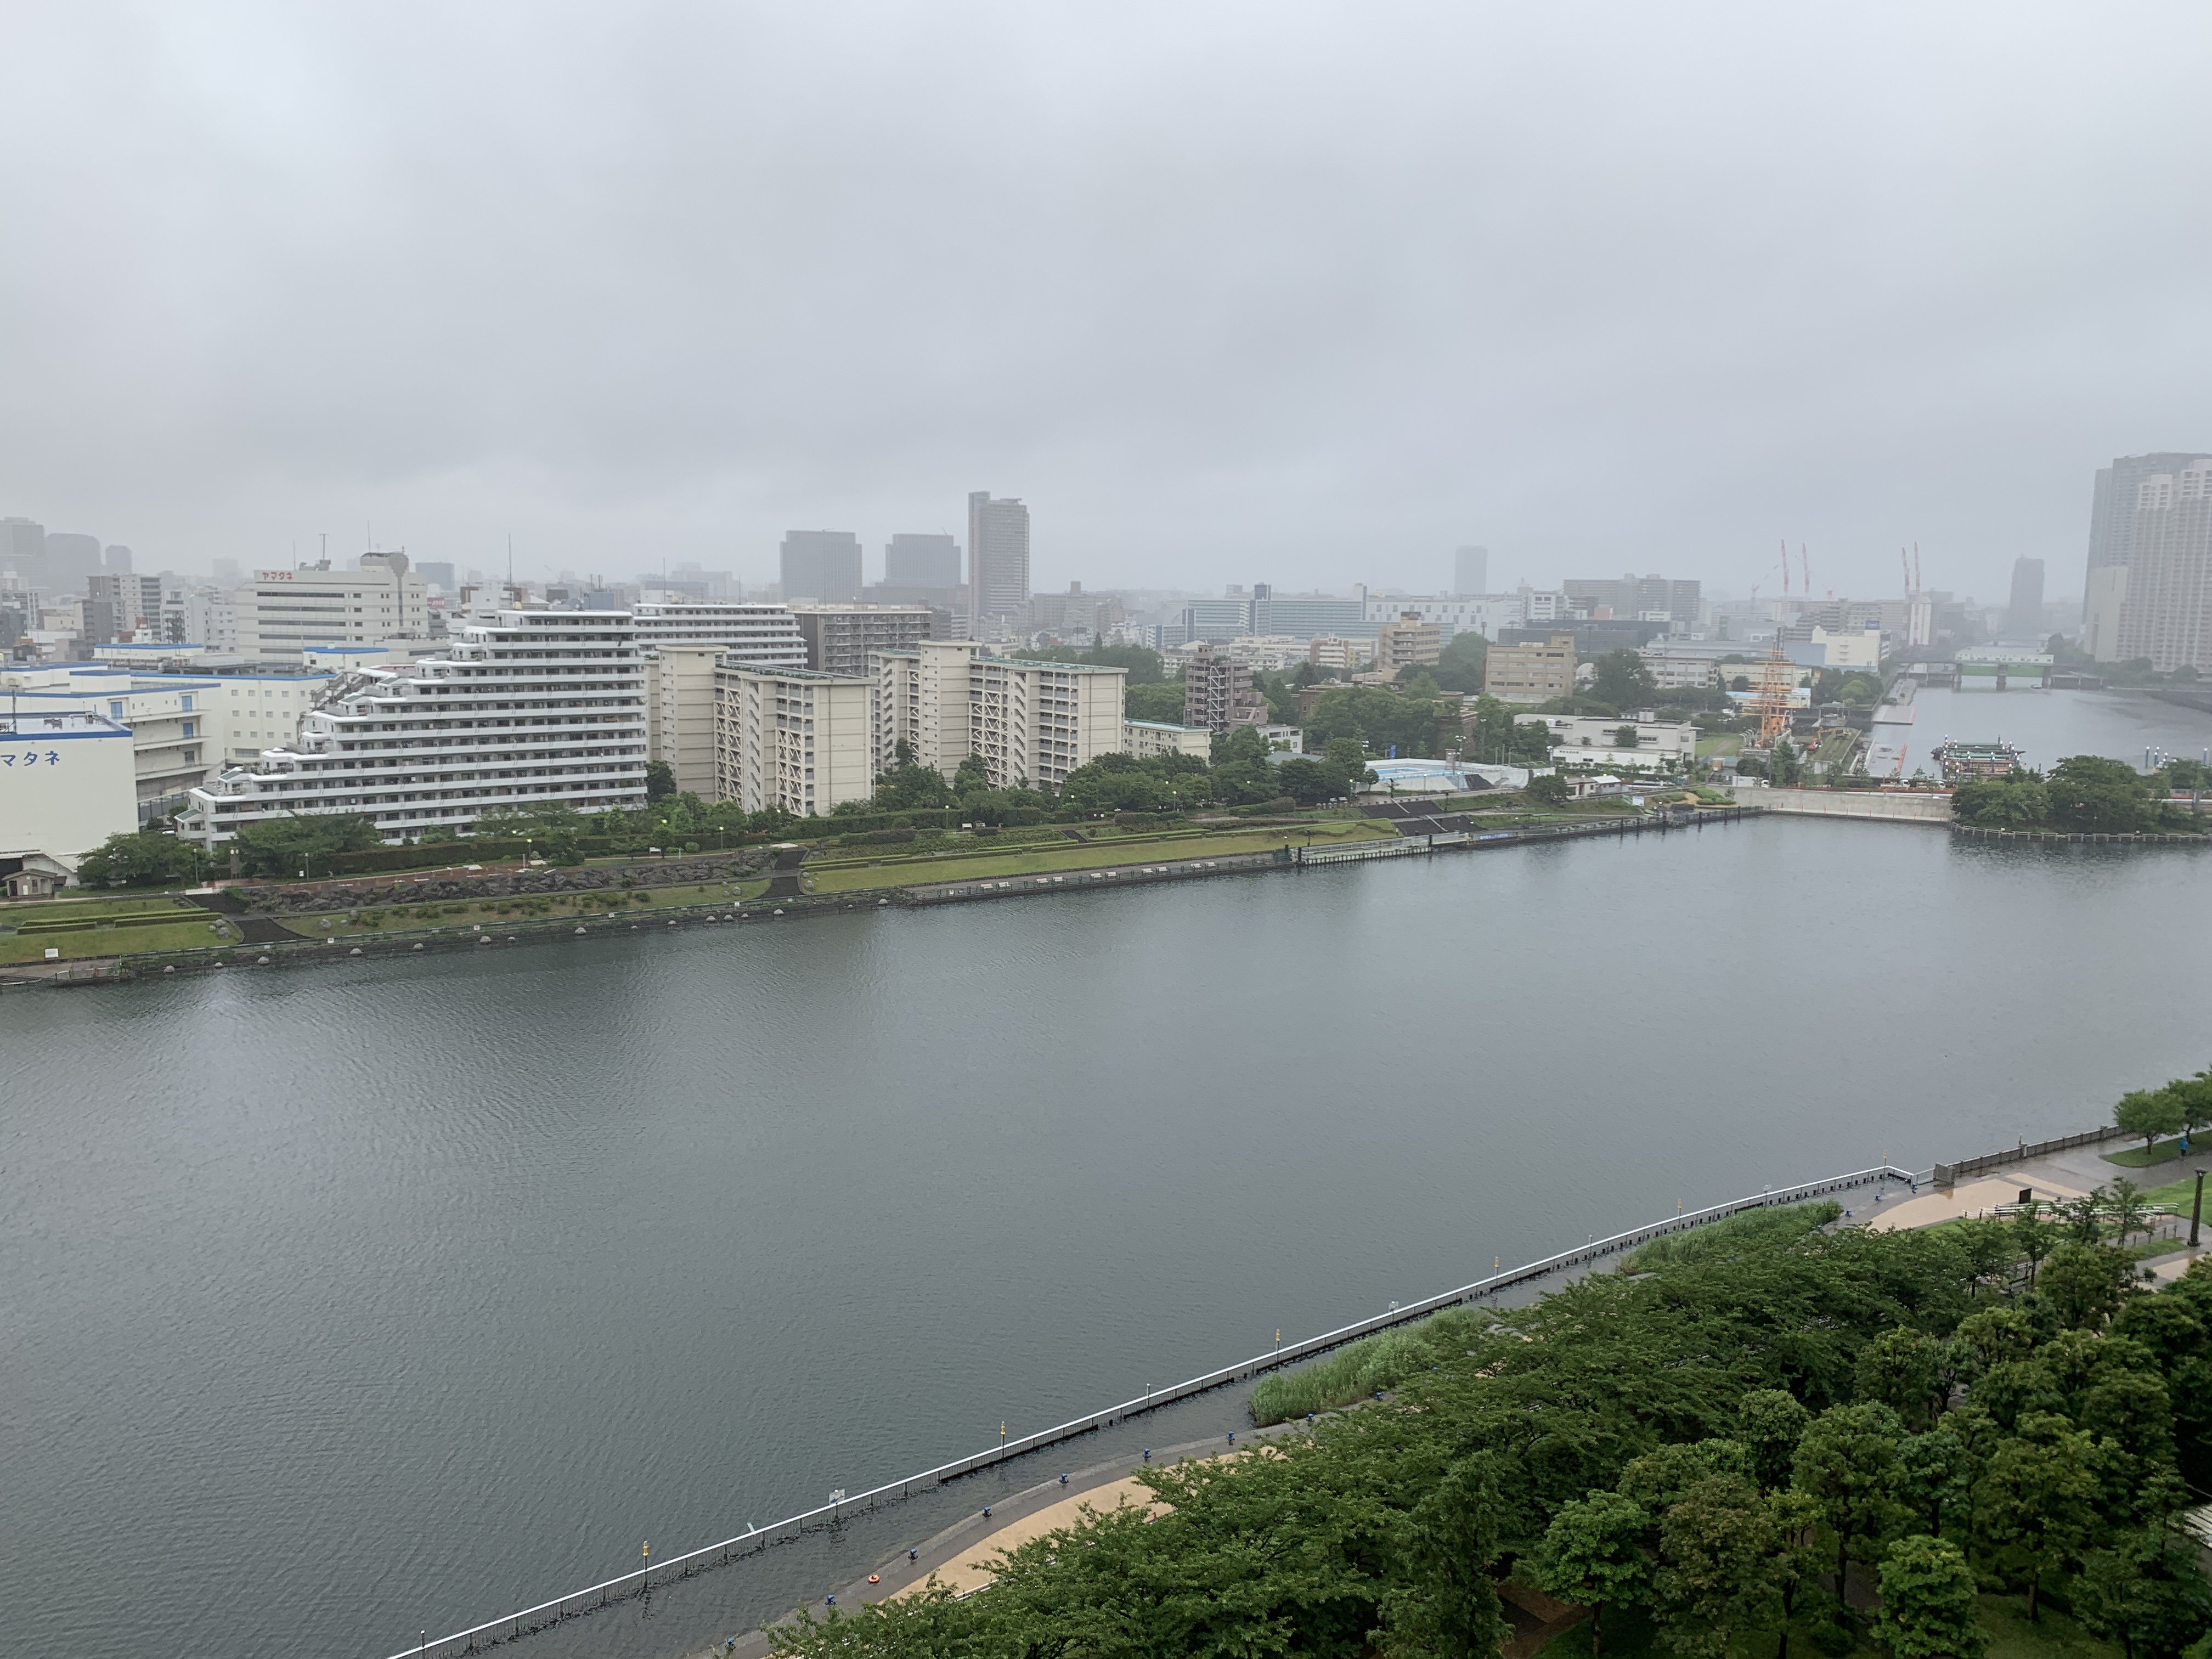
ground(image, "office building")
xmin=2116 ymin=459 xmax=2212 ymax=673
xmin=1453 ymin=546 xmax=1489 ymax=596
xmin=2087 ymin=453 xmax=2212 ymax=584
xmin=43 ymin=532 xmax=104 ymax=592
xmin=967 ymin=493 xmax=1031 ymax=625
xmin=178 ymin=612 xmax=647 ymax=846
xmin=1308 ymin=636 xmax=1365 ymax=670
xmin=874 ymin=639 xmax=1126 ymax=790
xmin=104 ymin=545 xmax=133 ymax=573
xmin=2004 ymin=558 xmax=2046 ymax=642
xmin=416 ymin=561 xmax=456 ymax=590
xmin=232 ymin=556 xmax=428 ymax=660
xmin=787 ymin=603 xmax=933 ymax=676
xmin=713 ymin=663 xmax=874 ymax=817
xmin=647 ymin=645 xmax=723 ymax=797
xmin=1182 ymin=642 xmax=1268 ymax=735
xmin=884 ymin=533 xmax=962 ymax=590
xmin=628 ymin=601 xmax=806 ymax=666
xmin=1 ymin=517 xmax=46 ymax=588
xmin=1483 ymin=633 xmax=1577 ymax=706
xmin=1562 ymin=574 xmax=1701 ymax=624
xmin=1359 ymin=592 xmax=1528 ymax=641
xmin=1376 ymin=612 xmax=1443 ymax=674
xmin=2085 ymin=566 xmax=2128 ymax=662
xmin=780 ymin=531 xmax=865 ymax=603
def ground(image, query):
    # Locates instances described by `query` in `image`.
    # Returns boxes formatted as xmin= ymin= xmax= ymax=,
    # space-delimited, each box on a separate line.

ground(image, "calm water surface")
xmin=7 ymin=689 xmax=2211 ymax=1659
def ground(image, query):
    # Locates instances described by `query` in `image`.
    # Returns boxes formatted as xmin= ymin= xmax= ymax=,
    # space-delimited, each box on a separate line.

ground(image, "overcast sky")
xmin=5 ymin=3 xmax=2210 ymax=602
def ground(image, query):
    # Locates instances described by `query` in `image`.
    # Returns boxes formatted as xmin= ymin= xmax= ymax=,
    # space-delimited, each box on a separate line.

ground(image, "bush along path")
xmin=768 ymin=1217 xmax=2212 ymax=1659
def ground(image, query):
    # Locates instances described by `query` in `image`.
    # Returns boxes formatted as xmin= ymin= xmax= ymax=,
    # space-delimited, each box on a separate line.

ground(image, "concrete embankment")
xmin=1730 ymin=785 xmax=1951 ymax=823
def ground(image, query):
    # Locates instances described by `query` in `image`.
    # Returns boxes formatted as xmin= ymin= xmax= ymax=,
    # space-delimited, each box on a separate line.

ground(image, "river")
xmin=7 ymin=687 xmax=2211 ymax=1659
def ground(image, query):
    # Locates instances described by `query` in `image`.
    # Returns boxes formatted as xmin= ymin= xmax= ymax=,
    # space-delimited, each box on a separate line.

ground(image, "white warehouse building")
xmin=177 ymin=611 xmax=647 ymax=846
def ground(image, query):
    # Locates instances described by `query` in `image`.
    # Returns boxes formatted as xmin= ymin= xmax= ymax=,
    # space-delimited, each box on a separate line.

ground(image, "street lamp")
xmin=2192 ymin=1169 xmax=2206 ymax=1250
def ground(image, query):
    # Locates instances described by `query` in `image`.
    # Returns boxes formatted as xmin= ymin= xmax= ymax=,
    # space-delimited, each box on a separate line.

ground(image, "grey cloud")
xmin=4 ymin=1 xmax=2210 ymax=601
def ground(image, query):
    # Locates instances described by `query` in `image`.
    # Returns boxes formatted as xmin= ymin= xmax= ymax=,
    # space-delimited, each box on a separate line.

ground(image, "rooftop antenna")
xmin=1780 ymin=538 xmax=1790 ymax=596
xmin=1914 ymin=542 xmax=1923 ymax=593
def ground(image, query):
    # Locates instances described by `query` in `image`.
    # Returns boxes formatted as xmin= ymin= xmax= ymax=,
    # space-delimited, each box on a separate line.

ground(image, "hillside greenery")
xmin=771 ymin=1203 xmax=2212 ymax=1659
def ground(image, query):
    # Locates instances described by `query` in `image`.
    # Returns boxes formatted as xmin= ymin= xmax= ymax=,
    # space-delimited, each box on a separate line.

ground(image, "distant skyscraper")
xmin=2004 ymin=557 xmax=2046 ymax=641
xmin=884 ymin=533 xmax=962 ymax=590
xmin=2088 ymin=453 xmax=2212 ymax=575
xmin=44 ymin=532 xmax=101 ymax=591
xmin=779 ymin=531 xmax=864 ymax=603
xmin=2116 ymin=459 xmax=2212 ymax=673
xmin=103 ymin=544 xmax=133 ymax=574
xmin=967 ymin=492 xmax=1030 ymax=624
xmin=1453 ymin=545 xmax=1489 ymax=596
xmin=0 ymin=517 xmax=44 ymax=588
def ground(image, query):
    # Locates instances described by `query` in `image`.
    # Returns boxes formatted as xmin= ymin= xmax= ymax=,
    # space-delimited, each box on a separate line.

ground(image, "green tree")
xmin=1273 ymin=757 xmax=1337 ymax=805
xmin=2039 ymin=1241 xmax=2135 ymax=1331
xmin=1951 ymin=776 xmax=2049 ymax=827
xmin=2075 ymin=1525 xmax=2212 ymax=1659
xmin=1875 ymin=1534 xmax=1987 ymax=1659
xmin=1854 ymin=1327 xmax=1945 ymax=1429
xmin=2008 ymin=1202 xmax=2060 ymax=1286
xmin=1738 ymin=1390 xmax=1813 ymax=1493
xmin=1650 ymin=1474 xmax=1779 ymax=1659
xmin=1766 ymin=1488 xmax=1825 ymax=1659
xmin=1976 ymin=1413 xmax=2098 ymax=1620
xmin=644 ymin=759 xmax=676 ymax=801
xmin=1431 ymin=631 xmax=1488 ymax=695
xmin=1590 ymin=649 xmax=1658 ymax=710
xmin=231 ymin=812 xmax=381 ymax=877
xmin=76 ymin=828 xmax=201 ymax=888
xmin=1791 ymin=1401 xmax=1905 ymax=1593
xmin=1531 ymin=1489 xmax=1649 ymax=1659
xmin=1769 ymin=737 xmax=1803 ymax=786
xmin=2117 ymin=1088 xmax=2186 ymax=1158
xmin=1377 ymin=1452 xmax=1515 ymax=1659
xmin=1897 ymin=1422 xmax=1977 ymax=1537
xmin=2048 ymin=754 xmax=2151 ymax=833
xmin=1610 ymin=724 xmax=1642 ymax=748
xmin=1124 ymin=681 xmax=1188 ymax=724
xmin=1526 ymin=772 xmax=1571 ymax=806
xmin=1462 ymin=694 xmax=1555 ymax=765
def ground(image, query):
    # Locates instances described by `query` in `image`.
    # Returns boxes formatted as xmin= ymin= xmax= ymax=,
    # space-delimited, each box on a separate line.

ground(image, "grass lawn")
xmin=0 ymin=895 xmax=229 ymax=963
xmin=1 ymin=915 xmax=240 ymax=963
xmin=1697 ymin=733 xmax=1745 ymax=758
xmin=803 ymin=822 xmax=1390 ymax=894
xmin=2102 ymin=1136 xmax=2202 ymax=1167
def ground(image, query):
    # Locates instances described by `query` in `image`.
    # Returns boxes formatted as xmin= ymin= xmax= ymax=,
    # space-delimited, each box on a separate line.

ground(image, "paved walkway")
xmin=695 ymin=1433 xmax=1273 ymax=1659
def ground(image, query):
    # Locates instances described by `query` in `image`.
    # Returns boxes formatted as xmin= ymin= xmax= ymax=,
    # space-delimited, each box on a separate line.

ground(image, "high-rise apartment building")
xmin=787 ymin=603 xmax=934 ymax=676
xmin=874 ymin=638 xmax=1125 ymax=790
xmin=713 ymin=664 xmax=876 ymax=817
xmin=967 ymin=493 xmax=1030 ymax=625
xmin=1182 ymin=642 xmax=1268 ymax=735
xmin=1453 ymin=546 xmax=1489 ymax=596
xmin=2086 ymin=453 xmax=2212 ymax=580
xmin=2004 ymin=558 xmax=2046 ymax=642
xmin=646 ymin=645 xmax=724 ymax=797
xmin=2115 ymin=460 xmax=2212 ymax=673
xmin=178 ymin=611 xmax=647 ymax=845
xmin=780 ymin=531 xmax=864 ymax=603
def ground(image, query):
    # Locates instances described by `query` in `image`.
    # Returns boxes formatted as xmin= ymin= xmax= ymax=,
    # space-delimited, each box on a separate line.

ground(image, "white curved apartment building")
xmin=629 ymin=601 xmax=805 ymax=667
xmin=177 ymin=611 xmax=646 ymax=846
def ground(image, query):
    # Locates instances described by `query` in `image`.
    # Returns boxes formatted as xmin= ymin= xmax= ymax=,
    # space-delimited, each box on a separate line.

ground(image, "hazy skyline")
xmin=5 ymin=3 xmax=2211 ymax=602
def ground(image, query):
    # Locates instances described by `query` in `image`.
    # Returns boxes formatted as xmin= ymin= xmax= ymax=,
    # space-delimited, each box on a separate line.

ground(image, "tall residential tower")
xmin=967 ymin=492 xmax=1030 ymax=628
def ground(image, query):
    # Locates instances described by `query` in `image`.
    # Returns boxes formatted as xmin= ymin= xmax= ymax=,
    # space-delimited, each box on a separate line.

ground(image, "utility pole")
xmin=2192 ymin=1169 xmax=2205 ymax=1250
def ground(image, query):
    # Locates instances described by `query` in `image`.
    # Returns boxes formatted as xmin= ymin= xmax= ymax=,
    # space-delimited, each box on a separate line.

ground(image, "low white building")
xmin=1538 ymin=715 xmax=1698 ymax=768
xmin=1 ymin=709 xmax=136 ymax=884
xmin=1122 ymin=719 xmax=1212 ymax=760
